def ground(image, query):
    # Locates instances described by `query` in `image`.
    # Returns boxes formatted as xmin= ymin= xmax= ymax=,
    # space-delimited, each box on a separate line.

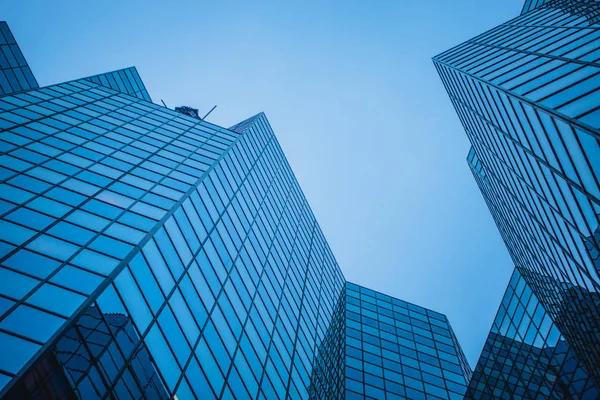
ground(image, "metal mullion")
xmin=0 ymin=81 xmax=119 ymax=129
xmin=0 ymin=325 xmax=45 ymax=348
xmin=91 ymin=308 xmax=148 ymax=399
xmin=465 ymin=107 xmax=585 ymax=229
xmin=0 ymin=125 xmax=172 ymax=295
xmin=516 ymin=100 xmax=588 ymax=233
xmin=512 ymin=22 xmax=585 ymax=55
xmin=550 ymin=118 xmax=600 ymax=226
xmin=486 ymin=22 xmax=536 ymax=48
xmin=445 ymin=86 xmax=600 ymax=208
xmin=480 ymin=173 xmax=525 ymax=269
xmin=535 ymin=24 xmax=600 ymax=58
xmin=484 ymin=154 xmax=592 ymax=289
xmin=434 ymin=58 xmax=600 ymax=145
xmin=474 ymin=80 xmax=503 ymax=133
xmin=0 ymin=111 xmax=213 ymax=249
xmin=0 ymin=120 xmax=235 ymax=398
xmin=481 ymin=140 xmax=584 ymax=272
xmin=499 ymin=57 xmax=560 ymax=90
xmin=53 ymin=317 xmax=102 ymax=374
xmin=478 ymin=141 xmax=572 ymax=272
xmin=174 ymin=165 xmax=282 ymax=397
xmin=213 ymin=181 xmax=298 ymax=399
xmin=508 ymin=15 xmax=600 ymax=29
xmin=1 ymin=111 xmax=133 ymax=175
xmin=303 ymin=235 xmax=329 ymax=381
xmin=283 ymin=219 xmax=318 ymax=395
xmin=536 ymin=69 xmax=600 ymax=106
xmin=0 ymin=95 xmax=151 ymax=213
xmin=253 ymin=201 xmax=304 ymax=399
xmin=204 ymin=133 xmax=302 ymax=398
xmin=97 ymin=119 xmax=282 ymax=398
xmin=486 ymin=26 xmax=548 ymax=61
xmin=68 ymin=323 xmax=115 ymax=397
xmin=68 ymin=323 xmax=113 ymax=386
xmin=518 ymin=24 xmax=578 ymax=55
xmin=537 ymin=126 xmax=597 ymax=238
xmin=525 ymin=5 xmax=573 ymax=27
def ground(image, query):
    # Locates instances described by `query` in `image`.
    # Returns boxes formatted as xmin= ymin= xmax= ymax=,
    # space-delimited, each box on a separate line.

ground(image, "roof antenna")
xmin=160 ymin=99 xmax=168 ymax=108
xmin=202 ymin=105 xmax=217 ymax=120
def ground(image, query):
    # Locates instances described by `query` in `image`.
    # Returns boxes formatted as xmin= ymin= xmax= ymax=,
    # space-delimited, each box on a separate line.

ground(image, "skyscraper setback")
xmin=435 ymin=0 xmax=600 ymax=396
xmin=0 ymin=21 xmax=470 ymax=399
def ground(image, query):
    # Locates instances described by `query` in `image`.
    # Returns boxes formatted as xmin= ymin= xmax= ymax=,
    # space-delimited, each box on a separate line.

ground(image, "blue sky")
xmin=2 ymin=0 xmax=524 ymax=365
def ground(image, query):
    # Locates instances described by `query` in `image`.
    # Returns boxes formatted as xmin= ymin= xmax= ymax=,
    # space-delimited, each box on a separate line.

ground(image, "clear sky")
xmin=2 ymin=0 xmax=524 ymax=365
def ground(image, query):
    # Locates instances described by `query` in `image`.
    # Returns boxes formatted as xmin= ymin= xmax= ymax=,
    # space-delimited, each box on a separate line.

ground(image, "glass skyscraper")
xmin=0 ymin=21 xmax=470 ymax=400
xmin=465 ymin=267 xmax=600 ymax=399
xmin=309 ymin=283 xmax=471 ymax=400
xmin=435 ymin=0 xmax=600 ymax=397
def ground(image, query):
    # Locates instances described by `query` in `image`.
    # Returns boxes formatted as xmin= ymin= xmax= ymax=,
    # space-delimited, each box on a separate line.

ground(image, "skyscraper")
xmin=309 ymin=283 xmax=471 ymax=400
xmin=465 ymin=267 xmax=600 ymax=399
xmin=434 ymin=0 xmax=600 ymax=396
xmin=0 ymin=21 xmax=470 ymax=399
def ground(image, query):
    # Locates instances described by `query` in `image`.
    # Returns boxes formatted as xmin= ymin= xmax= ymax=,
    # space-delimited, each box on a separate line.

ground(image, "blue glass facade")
xmin=435 ymin=0 xmax=600 ymax=397
xmin=521 ymin=0 xmax=600 ymax=16
xmin=0 ymin=22 xmax=37 ymax=96
xmin=521 ymin=0 xmax=554 ymax=14
xmin=434 ymin=3 xmax=600 ymax=295
xmin=309 ymin=283 xmax=472 ymax=400
xmin=0 ymin=21 xmax=470 ymax=399
xmin=6 ymin=305 xmax=169 ymax=399
xmin=465 ymin=267 xmax=600 ymax=399
xmin=84 ymin=68 xmax=152 ymax=103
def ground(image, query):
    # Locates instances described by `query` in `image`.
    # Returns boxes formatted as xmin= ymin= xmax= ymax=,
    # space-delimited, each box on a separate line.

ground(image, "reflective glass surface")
xmin=85 ymin=68 xmax=152 ymax=103
xmin=0 ymin=18 xmax=476 ymax=400
xmin=0 ymin=22 xmax=38 ymax=96
xmin=434 ymin=2 xmax=600 ymax=393
xmin=0 ymin=21 xmax=428 ymax=400
xmin=309 ymin=283 xmax=471 ymax=400
xmin=521 ymin=0 xmax=555 ymax=15
xmin=466 ymin=268 xmax=600 ymax=399
xmin=0 ymin=71 xmax=347 ymax=397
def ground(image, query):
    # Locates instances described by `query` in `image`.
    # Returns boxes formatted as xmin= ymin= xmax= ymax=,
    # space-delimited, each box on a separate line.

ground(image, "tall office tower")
xmin=0 ymin=22 xmax=470 ymax=399
xmin=433 ymin=0 xmax=600 ymax=393
xmin=309 ymin=283 xmax=471 ymax=400
xmin=465 ymin=267 xmax=600 ymax=399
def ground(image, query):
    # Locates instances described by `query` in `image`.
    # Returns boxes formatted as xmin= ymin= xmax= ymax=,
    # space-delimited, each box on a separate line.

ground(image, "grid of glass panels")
xmin=523 ymin=0 xmax=600 ymax=19
xmin=0 ymin=63 xmax=346 ymax=398
xmin=0 ymin=22 xmax=38 ymax=96
xmin=84 ymin=68 xmax=152 ymax=103
xmin=0 ymin=75 xmax=243 ymax=392
xmin=342 ymin=283 xmax=471 ymax=400
xmin=434 ymin=2 xmax=600 ymax=291
xmin=308 ymin=289 xmax=346 ymax=400
xmin=468 ymin=144 xmax=600 ymax=375
xmin=465 ymin=268 xmax=600 ymax=399
xmin=4 ymin=305 xmax=169 ymax=399
xmin=521 ymin=0 xmax=554 ymax=15
xmin=0 ymin=19 xmax=480 ymax=400
xmin=98 ymin=112 xmax=345 ymax=400
xmin=434 ymin=3 xmax=600 ymax=383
